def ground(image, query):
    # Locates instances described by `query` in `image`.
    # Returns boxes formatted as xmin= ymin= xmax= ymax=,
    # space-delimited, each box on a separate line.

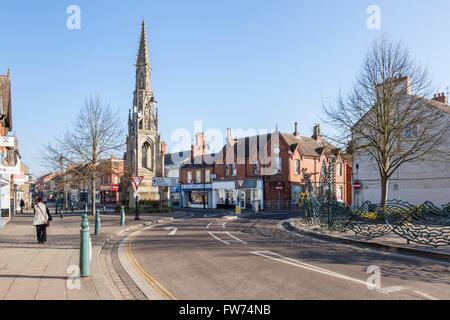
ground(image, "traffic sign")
xmin=237 ymin=180 xmax=245 ymax=188
xmin=276 ymin=183 xmax=283 ymax=192
xmin=152 ymin=177 xmax=179 ymax=187
xmin=132 ymin=176 xmax=144 ymax=189
xmin=353 ymin=181 xmax=361 ymax=190
xmin=0 ymin=136 xmax=14 ymax=148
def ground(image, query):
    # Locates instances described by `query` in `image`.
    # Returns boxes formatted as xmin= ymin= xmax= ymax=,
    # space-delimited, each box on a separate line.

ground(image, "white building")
xmin=353 ymin=77 xmax=450 ymax=207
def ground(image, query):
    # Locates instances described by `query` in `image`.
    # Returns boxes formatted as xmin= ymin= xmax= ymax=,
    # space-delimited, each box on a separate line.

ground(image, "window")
xmin=337 ymin=163 xmax=343 ymax=176
xmin=294 ymin=160 xmax=300 ymax=175
xmin=224 ymin=164 xmax=229 ymax=177
xmin=405 ymin=125 xmax=418 ymax=139
xmin=337 ymin=186 xmax=343 ymax=201
xmin=273 ymin=157 xmax=282 ymax=174
xmin=253 ymin=161 xmax=260 ymax=175
xmin=142 ymin=144 xmax=148 ymax=168
xmin=196 ymin=171 xmax=201 ymax=183
xmin=187 ymin=171 xmax=193 ymax=184
xmin=114 ymin=162 xmax=119 ymax=171
xmin=114 ymin=175 xmax=119 ymax=184
xmin=205 ymin=169 xmax=211 ymax=183
xmin=232 ymin=164 xmax=237 ymax=176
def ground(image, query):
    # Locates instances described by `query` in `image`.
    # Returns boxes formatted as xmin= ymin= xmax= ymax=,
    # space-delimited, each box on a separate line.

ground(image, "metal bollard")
xmin=120 ymin=206 xmax=125 ymax=226
xmin=95 ymin=209 xmax=100 ymax=235
xmin=71 ymin=202 xmax=74 ymax=213
xmin=80 ymin=214 xmax=91 ymax=277
xmin=56 ymin=204 xmax=59 ymax=216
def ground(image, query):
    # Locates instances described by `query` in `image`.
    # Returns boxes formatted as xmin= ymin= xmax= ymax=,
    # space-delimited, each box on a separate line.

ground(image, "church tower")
xmin=125 ymin=20 xmax=166 ymax=206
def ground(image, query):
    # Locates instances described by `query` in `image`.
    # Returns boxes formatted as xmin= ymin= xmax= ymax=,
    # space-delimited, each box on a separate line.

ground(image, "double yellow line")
xmin=125 ymin=232 xmax=177 ymax=300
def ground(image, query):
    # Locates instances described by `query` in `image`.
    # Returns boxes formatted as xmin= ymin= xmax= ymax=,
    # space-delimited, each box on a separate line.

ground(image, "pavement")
xmin=0 ymin=208 xmax=181 ymax=300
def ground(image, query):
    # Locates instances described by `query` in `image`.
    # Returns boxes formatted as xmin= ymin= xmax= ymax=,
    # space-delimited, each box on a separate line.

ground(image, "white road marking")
xmin=222 ymin=221 xmax=227 ymax=229
xmin=413 ymin=290 xmax=439 ymax=300
xmin=206 ymin=222 xmax=213 ymax=229
xmin=251 ymin=251 xmax=368 ymax=287
xmin=381 ymin=286 xmax=406 ymax=294
xmin=164 ymin=227 xmax=178 ymax=236
xmin=208 ymin=232 xmax=230 ymax=245
xmin=251 ymin=251 xmax=439 ymax=299
xmin=226 ymin=232 xmax=248 ymax=244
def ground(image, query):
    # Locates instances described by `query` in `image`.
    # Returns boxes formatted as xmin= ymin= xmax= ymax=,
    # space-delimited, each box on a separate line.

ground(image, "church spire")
xmin=136 ymin=19 xmax=150 ymax=67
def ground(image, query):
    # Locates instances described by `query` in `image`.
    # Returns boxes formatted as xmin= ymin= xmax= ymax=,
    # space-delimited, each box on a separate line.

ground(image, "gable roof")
xmin=280 ymin=133 xmax=341 ymax=158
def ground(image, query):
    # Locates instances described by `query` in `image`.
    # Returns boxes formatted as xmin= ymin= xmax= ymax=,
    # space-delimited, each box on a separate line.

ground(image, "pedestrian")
xmin=33 ymin=197 xmax=52 ymax=244
xmin=225 ymin=197 xmax=229 ymax=210
xmin=20 ymin=198 xmax=25 ymax=214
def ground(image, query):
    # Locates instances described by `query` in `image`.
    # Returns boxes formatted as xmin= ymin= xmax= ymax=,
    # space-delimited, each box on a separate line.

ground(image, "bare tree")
xmin=58 ymin=96 xmax=124 ymax=215
xmin=324 ymin=37 xmax=450 ymax=206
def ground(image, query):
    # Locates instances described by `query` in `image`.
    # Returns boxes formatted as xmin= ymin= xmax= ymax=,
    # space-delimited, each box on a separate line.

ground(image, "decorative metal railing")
xmin=302 ymin=167 xmax=450 ymax=247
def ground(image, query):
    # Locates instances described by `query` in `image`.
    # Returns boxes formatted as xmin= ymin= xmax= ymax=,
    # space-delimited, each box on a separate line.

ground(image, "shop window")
xmin=190 ymin=191 xmax=208 ymax=205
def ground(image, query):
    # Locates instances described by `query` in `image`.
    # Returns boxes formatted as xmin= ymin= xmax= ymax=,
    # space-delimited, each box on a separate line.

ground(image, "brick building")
xmin=179 ymin=124 xmax=352 ymax=210
xmin=98 ymin=154 xmax=124 ymax=204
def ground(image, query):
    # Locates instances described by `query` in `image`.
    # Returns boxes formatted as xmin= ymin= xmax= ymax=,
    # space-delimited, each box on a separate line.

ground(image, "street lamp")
xmin=134 ymin=105 xmax=142 ymax=220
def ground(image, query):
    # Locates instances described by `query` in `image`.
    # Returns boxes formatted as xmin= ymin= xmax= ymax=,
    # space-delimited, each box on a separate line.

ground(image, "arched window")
xmin=142 ymin=142 xmax=153 ymax=170
xmin=337 ymin=163 xmax=343 ymax=176
xmin=142 ymin=144 xmax=148 ymax=168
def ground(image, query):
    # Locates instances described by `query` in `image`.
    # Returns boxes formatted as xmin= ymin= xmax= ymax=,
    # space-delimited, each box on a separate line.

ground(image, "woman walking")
xmin=33 ymin=197 xmax=51 ymax=244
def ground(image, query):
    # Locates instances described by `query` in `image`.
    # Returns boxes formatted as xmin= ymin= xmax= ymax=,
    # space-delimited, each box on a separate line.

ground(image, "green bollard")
xmin=95 ymin=209 xmax=100 ymax=235
xmin=80 ymin=214 xmax=91 ymax=277
xmin=56 ymin=203 xmax=59 ymax=216
xmin=120 ymin=206 xmax=125 ymax=226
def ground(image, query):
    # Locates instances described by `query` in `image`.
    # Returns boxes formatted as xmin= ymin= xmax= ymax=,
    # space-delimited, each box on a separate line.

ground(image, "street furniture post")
xmin=95 ymin=209 xmax=100 ymax=235
xmin=120 ymin=206 xmax=125 ymax=226
xmin=80 ymin=214 xmax=91 ymax=277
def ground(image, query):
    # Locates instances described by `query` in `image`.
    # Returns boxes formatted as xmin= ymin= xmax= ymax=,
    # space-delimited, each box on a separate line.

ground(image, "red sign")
xmin=353 ymin=181 xmax=361 ymax=190
xmin=111 ymin=184 xmax=119 ymax=191
xmin=276 ymin=183 xmax=283 ymax=192
xmin=132 ymin=176 xmax=144 ymax=189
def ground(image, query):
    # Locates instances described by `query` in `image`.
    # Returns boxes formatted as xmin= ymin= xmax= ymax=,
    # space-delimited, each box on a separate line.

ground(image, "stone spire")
xmin=136 ymin=20 xmax=150 ymax=67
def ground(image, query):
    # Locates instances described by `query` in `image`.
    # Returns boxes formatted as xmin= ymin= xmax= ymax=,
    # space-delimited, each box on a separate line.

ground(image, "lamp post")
xmin=134 ymin=105 xmax=141 ymax=221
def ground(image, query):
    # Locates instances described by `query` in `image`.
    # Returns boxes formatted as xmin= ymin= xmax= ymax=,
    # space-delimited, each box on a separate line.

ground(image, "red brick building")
xmin=98 ymin=154 xmax=124 ymax=204
xmin=178 ymin=124 xmax=352 ymax=210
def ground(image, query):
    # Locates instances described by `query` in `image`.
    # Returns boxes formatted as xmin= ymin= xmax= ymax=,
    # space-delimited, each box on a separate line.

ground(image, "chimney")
xmin=161 ymin=141 xmax=167 ymax=155
xmin=293 ymin=122 xmax=300 ymax=137
xmin=376 ymin=75 xmax=411 ymax=96
xmin=7 ymin=68 xmax=10 ymax=79
xmin=226 ymin=128 xmax=233 ymax=143
xmin=191 ymin=133 xmax=205 ymax=159
xmin=432 ymin=92 xmax=448 ymax=105
xmin=312 ymin=124 xmax=322 ymax=142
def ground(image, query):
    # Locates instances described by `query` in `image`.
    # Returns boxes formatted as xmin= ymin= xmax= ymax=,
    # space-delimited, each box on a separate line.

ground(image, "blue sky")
xmin=1 ymin=0 xmax=450 ymax=177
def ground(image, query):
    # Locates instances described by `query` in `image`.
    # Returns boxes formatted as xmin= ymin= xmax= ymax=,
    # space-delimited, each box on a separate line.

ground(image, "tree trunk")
xmin=91 ymin=176 xmax=96 ymax=216
xmin=380 ymin=175 xmax=389 ymax=208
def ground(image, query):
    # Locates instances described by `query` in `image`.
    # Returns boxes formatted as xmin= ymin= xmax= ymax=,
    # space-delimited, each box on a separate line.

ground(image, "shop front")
xmin=181 ymin=183 xmax=213 ymax=208
xmin=212 ymin=179 xmax=264 ymax=211
xmin=100 ymin=184 xmax=119 ymax=204
xmin=170 ymin=185 xmax=181 ymax=208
